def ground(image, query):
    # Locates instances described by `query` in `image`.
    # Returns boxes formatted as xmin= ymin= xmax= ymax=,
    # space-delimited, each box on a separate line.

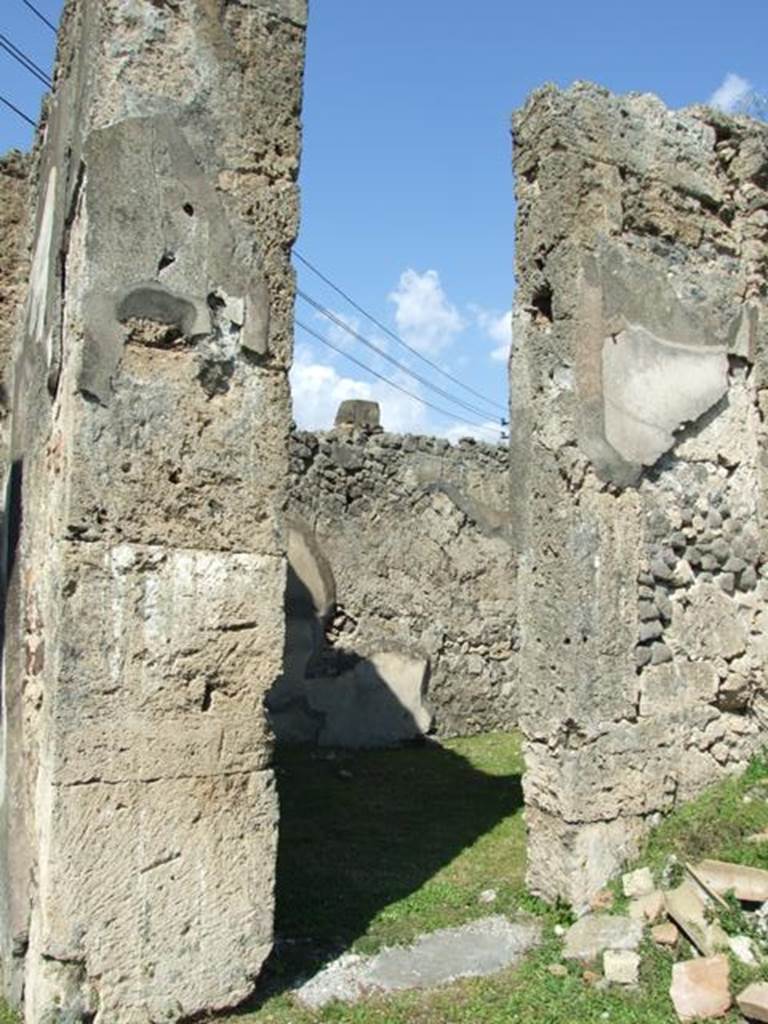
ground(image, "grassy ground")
xmin=4 ymin=736 xmax=768 ymax=1022
xmin=225 ymin=737 xmax=768 ymax=1024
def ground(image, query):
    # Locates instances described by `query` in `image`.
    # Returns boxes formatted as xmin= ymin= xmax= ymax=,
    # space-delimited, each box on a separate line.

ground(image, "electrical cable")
xmin=0 ymin=35 xmax=52 ymax=88
xmin=298 ymin=290 xmax=504 ymax=426
xmin=296 ymin=318 xmax=503 ymax=439
xmin=19 ymin=0 xmax=57 ymax=34
xmin=294 ymin=249 xmax=507 ymax=417
xmin=0 ymin=92 xmax=36 ymax=127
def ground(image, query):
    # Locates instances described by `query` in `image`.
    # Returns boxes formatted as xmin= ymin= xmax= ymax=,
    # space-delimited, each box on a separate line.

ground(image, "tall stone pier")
xmin=0 ymin=1 xmax=306 ymax=1020
xmin=512 ymin=84 xmax=768 ymax=906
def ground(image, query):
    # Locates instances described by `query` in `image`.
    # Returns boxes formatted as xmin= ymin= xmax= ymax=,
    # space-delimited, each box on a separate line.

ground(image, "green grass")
xmin=5 ymin=736 xmax=768 ymax=1023
xmin=222 ymin=737 xmax=768 ymax=1024
xmin=271 ymin=732 xmax=526 ymax=957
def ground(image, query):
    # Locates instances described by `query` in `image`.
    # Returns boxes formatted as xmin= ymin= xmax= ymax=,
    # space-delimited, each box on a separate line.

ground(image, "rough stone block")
xmin=563 ymin=915 xmax=643 ymax=961
xmin=603 ymin=949 xmax=639 ymax=985
xmin=670 ymin=956 xmax=731 ymax=1022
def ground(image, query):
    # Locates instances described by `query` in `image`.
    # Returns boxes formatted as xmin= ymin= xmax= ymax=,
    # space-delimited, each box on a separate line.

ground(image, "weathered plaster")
xmin=512 ymin=82 xmax=768 ymax=908
xmin=0 ymin=1 xmax=306 ymax=1020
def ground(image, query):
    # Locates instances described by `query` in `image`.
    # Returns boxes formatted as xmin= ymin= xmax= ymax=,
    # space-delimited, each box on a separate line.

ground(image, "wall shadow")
xmin=246 ymin=736 xmax=523 ymax=1007
xmin=248 ymin=521 xmax=523 ymax=1009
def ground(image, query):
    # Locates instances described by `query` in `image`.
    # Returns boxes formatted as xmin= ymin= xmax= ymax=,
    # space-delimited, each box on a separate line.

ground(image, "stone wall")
xmin=270 ymin=422 xmax=516 ymax=743
xmin=0 ymin=1 xmax=306 ymax=1021
xmin=0 ymin=152 xmax=30 ymax=472
xmin=512 ymin=83 xmax=768 ymax=908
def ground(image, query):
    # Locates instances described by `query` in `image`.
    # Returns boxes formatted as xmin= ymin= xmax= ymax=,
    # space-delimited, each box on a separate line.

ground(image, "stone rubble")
xmin=562 ymin=914 xmax=643 ymax=961
xmin=694 ymin=859 xmax=768 ymax=903
xmin=651 ymin=922 xmax=679 ymax=947
xmin=664 ymin=879 xmax=730 ymax=956
xmin=737 ymin=981 xmax=768 ymax=1022
xmin=670 ymin=956 xmax=732 ymax=1022
xmin=622 ymin=867 xmax=655 ymax=898
xmin=554 ymin=853 xmax=768 ymax=1019
xmin=602 ymin=949 xmax=640 ymax=986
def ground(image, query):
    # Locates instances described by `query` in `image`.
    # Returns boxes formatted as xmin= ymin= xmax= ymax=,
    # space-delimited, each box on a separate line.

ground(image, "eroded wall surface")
xmin=0 ymin=1 xmax=306 ymax=1020
xmin=274 ymin=426 xmax=516 ymax=741
xmin=0 ymin=152 xmax=30 ymax=475
xmin=512 ymin=83 xmax=768 ymax=907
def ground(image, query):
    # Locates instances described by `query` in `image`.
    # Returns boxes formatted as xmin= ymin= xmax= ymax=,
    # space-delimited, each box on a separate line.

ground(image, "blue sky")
xmin=2 ymin=1 xmax=767 ymax=440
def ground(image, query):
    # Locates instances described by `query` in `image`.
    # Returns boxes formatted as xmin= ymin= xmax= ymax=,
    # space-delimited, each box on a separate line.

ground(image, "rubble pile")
xmin=558 ymin=856 xmax=768 ymax=1021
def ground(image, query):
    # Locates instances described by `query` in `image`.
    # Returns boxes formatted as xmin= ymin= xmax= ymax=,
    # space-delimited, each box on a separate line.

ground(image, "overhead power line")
xmin=19 ymin=0 xmax=57 ymax=33
xmin=298 ymin=290 xmax=503 ymax=426
xmin=294 ymin=249 xmax=508 ymax=417
xmin=296 ymin=318 xmax=503 ymax=440
xmin=0 ymin=93 xmax=36 ymax=128
xmin=0 ymin=34 xmax=52 ymax=88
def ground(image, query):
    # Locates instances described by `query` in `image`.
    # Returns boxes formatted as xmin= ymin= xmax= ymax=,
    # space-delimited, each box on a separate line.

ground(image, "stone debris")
xmin=603 ymin=949 xmax=640 ymax=986
xmin=622 ymin=867 xmax=655 ymax=898
xmin=547 ymin=963 xmax=568 ymax=978
xmin=694 ymin=859 xmax=768 ymax=903
xmin=669 ymin=956 xmax=731 ymax=1022
xmin=728 ymin=934 xmax=758 ymax=966
xmin=558 ymin=853 xmax=768 ymax=1020
xmin=295 ymin=916 xmax=542 ymax=1010
xmin=562 ymin=914 xmax=643 ymax=961
xmin=628 ymin=890 xmax=665 ymax=923
xmin=589 ymin=889 xmax=615 ymax=911
xmin=651 ymin=922 xmax=679 ymax=946
xmin=737 ymin=981 xmax=768 ymax=1022
xmin=664 ymin=880 xmax=729 ymax=956
xmin=478 ymin=889 xmax=498 ymax=904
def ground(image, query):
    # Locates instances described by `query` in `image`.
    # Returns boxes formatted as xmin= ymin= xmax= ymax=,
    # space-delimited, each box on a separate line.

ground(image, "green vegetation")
xmin=4 ymin=735 xmax=768 ymax=1023
xmin=271 ymin=732 xmax=526 ymax=959
xmin=224 ymin=737 xmax=768 ymax=1024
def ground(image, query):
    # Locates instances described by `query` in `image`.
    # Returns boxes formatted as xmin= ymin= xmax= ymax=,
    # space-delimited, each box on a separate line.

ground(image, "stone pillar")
xmin=0 ymin=1 xmax=306 ymax=1020
xmin=511 ymin=83 xmax=768 ymax=907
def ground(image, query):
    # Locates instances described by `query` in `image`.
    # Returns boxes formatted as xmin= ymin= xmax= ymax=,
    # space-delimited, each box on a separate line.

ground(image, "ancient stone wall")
xmin=0 ymin=1 xmax=306 ymax=1021
xmin=512 ymin=83 xmax=768 ymax=907
xmin=0 ymin=152 xmax=30 ymax=473
xmin=271 ymin=423 xmax=516 ymax=743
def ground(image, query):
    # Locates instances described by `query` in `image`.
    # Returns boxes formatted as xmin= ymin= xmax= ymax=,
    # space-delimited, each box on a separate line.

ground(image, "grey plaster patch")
xmin=602 ymin=325 xmax=728 ymax=468
xmin=295 ymin=916 xmax=541 ymax=1009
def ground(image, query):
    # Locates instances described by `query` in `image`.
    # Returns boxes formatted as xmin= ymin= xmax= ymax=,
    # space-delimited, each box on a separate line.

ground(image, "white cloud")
xmin=475 ymin=307 xmax=513 ymax=362
xmin=443 ymin=420 xmax=505 ymax=445
xmin=290 ymin=345 xmax=429 ymax=434
xmin=321 ymin=309 xmax=361 ymax=349
xmin=709 ymin=73 xmax=752 ymax=113
xmin=388 ymin=269 xmax=465 ymax=354
xmin=290 ymin=346 xmax=506 ymax=443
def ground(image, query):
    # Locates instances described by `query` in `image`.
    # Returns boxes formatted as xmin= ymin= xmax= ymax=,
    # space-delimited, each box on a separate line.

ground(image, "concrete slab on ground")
xmin=295 ymin=915 xmax=542 ymax=1009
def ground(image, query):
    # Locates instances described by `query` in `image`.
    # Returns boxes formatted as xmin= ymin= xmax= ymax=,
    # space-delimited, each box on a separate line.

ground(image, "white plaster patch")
xmin=602 ymin=324 xmax=728 ymax=467
xmin=27 ymin=167 xmax=57 ymax=352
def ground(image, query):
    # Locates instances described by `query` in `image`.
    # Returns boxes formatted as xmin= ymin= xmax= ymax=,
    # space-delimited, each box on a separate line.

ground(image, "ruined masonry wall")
xmin=0 ymin=1 xmax=306 ymax=1021
xmin=284 ymin=428 xmax=517 ymax=738
xmin=512 ymin=83 xmax=768 ymax=908
xmin=0 ymin=153 xmax=30 ymax=475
